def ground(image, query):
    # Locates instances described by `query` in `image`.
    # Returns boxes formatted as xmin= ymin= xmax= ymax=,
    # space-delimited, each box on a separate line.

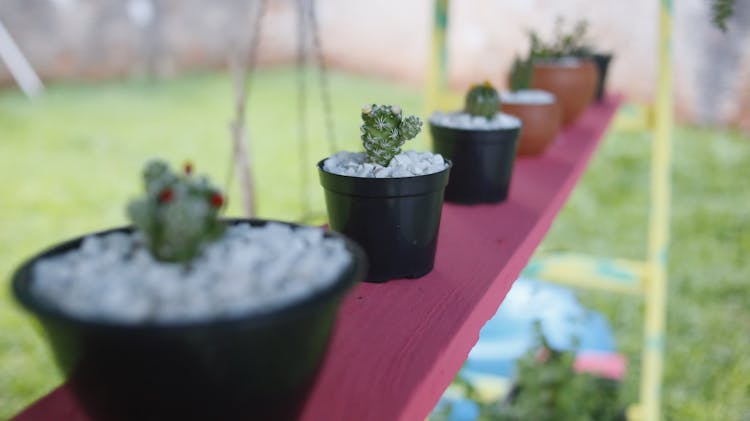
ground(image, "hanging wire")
xmin=224 ymin=0 xmax=334 ymax=223
xmin=224 ymin=0 xmax=267 ymax=202
xmin=296 ymin=0 xmax=312 ymax=219
xmin=307 ymin=0 xmax=338 ymax=154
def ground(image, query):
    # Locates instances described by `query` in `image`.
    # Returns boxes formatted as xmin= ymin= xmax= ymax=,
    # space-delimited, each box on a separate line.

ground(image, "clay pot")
xmin=501 ymin=94 xmax=561 ymax=156
xmin=530 ymin=59 xmax=598 ymax=126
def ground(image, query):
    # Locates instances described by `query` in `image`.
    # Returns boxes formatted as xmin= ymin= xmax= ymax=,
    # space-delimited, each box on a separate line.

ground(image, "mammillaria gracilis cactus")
xmin=127 ymin=159 xmax=225 ymax=263
xmin=360 ymin=104 xmax=423 ymax=166
xmin=464 ymin=81 xmax=501 ymax=119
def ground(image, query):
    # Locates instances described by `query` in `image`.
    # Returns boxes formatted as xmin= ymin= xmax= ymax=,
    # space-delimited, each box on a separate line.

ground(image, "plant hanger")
xmin=229 ymin=0 xmax=336 ymax=223
xmin=295 ymin=0 xmax=338 ymax=222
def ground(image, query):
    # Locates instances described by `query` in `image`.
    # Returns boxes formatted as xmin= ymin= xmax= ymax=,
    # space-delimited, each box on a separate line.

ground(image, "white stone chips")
xmin=323 ymin=150 xmax=448 ymax=178
xmin=500 ymin=89 xmax=556 ymax=105
xmin=31 ymin=223 xmax=352 ymax=323
xmin=429 ymin=111 xmax=521 ymax=131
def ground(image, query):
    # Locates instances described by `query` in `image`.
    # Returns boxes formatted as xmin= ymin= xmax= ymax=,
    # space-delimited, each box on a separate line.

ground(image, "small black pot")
xmin=12 ymin=219 xmax=367 ymax=421
xmin=592 ymin=53 xmax=614 ymax=101
xmin=318 ymin=160 xmax=451 ymax=283
xmin=430 ymin=123 xmax=521 ymax=204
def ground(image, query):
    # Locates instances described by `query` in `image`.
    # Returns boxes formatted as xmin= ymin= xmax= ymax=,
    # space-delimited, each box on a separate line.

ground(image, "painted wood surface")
xmin=13 ymin=97 xmax=621 ymax=421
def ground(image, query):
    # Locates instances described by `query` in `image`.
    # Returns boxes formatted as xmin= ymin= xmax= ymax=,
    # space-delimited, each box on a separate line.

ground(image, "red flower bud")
xmin=184 ymin=162 xmax=193 ymax=174
xmin=158 ymin=189 xmax=174 ymax=203
xmin=210 ymin=193 xmax=224 ymax=208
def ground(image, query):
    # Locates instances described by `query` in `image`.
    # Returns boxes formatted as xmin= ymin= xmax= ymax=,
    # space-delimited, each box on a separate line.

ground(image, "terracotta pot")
xmin=501 ymin=95 xmax=561 ymax=156
xmin=530 ymin=59 xmax=598 ymax=126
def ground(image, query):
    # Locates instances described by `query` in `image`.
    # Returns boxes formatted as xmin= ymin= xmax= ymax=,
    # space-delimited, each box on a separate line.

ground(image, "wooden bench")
xmin=13 ymin=96 xmax=621 ymax=421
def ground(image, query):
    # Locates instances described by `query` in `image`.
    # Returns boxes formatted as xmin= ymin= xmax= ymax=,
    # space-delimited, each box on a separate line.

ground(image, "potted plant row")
xmin=13 ymin=161 xmax=367 ymax=421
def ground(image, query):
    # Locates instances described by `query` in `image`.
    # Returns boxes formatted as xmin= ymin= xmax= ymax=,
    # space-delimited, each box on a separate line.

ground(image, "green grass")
xmin=538 ymin=126 xmax=750 ymax=420
xmin=0 ymin=70 xmax=748 ymax=420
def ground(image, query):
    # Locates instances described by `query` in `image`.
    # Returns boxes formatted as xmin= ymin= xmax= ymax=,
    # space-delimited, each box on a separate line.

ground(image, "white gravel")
xmin=31 ymin=223 xmax=352 ymax=323
xmin=323 ymin=150 xmax=448 ymax=178
xmin=535 ymin=56 xmax=584 ymax=67
xmin=429 ymin=111 xmax=521 ymax=131
xmin=501 ymin=89 xmax=556 ymax=105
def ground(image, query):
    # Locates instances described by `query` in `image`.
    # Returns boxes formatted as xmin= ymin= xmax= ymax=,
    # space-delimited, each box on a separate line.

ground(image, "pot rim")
xmin=533 ymin=56 xmax=594 ymax=68
xmin=501 ymin=88 xmax=557 ymax=101
xmin=11 ymin=218 xmax=368 ymax=332
xmin=501 ymin=98 xmax=558 ymax=107
xmin=428 ymin=121 xmax=523 ymax=140
xmin=317 ymin=157 xmax=453 ymax=180
xmin=317 ymin=158 xmax=452 ymax=198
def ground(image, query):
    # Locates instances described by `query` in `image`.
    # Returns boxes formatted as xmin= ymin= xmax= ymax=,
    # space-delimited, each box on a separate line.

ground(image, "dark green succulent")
xmin=509 ymin=55 xmax=534 ymax=92
xmin=712 ymin=0 xmax=736 ymax=31
xmin=464 ymin=81 xmax=501 ymax=119
xmin=360 ymin=104 xmax=422 ymax=166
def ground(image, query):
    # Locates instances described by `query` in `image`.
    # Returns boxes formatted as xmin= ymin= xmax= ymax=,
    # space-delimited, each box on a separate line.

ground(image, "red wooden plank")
xmin=12 ymin=97 xmax=620 ymax=421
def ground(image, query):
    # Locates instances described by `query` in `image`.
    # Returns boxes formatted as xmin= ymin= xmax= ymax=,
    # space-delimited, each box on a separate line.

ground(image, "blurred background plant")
xmin=433 ymin=321 xmax=623 ymax=421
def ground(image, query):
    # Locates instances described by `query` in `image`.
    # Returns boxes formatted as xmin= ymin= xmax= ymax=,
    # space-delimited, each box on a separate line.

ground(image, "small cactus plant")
xmin=509 ymin=55 xmax=534 ymax=92
xmin=529 ymin=18 xmax=592 ymax=61
xmin=127 ymin=159 xmax=225 ymax=263
xmin=464 ymin=81 xmax=501 ymax=119
xmin=361 ymin=104 xmax=422 ymax=166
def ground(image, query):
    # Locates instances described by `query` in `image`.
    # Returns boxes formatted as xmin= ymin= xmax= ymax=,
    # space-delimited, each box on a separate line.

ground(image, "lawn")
xmin=0 ymin=70 xmax=748 ymax=420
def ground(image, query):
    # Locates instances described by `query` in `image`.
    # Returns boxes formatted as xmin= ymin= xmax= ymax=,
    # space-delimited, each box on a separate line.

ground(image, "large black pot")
xmin=12 ymin=219 xmax=367 ymax=421
xmin=430 ymin=123 xmax=521 ymax=204
xmin=592 ymin=53 xmax=614 ymax=102
xmin=318 ymin=160 xmax=451 ymax=283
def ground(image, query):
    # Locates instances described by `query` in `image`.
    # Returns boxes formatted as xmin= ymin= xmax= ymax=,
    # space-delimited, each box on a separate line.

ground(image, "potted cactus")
xmin=528 ymin=19 xmax=599 ymax=126
xmin=429 ymin=81 xmax=522 ymax=204
xmin=553 ymin=19 xmax=614 ymax=103
xmin=318 ymin=104 xmax=451 ymax=283
xmin=12 ymin=159 xmax=367 ymax=421
xmin=501 ymin=55 xmax=561 ymax=156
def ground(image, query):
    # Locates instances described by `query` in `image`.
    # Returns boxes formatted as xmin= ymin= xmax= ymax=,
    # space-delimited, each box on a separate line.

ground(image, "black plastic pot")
xmin=592 ymin=53 xmax=613 ymax=102
xmin=12 ymin=219 xmax=367 ymax=421
xmin=430 ymin=123 xmax=521 ymax=204
xmin=318 ymin=160 xmax=451 ymax=283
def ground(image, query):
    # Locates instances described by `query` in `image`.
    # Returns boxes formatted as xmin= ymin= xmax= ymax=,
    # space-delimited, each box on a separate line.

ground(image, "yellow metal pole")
xmin=638 ymin=0 xmax=673 ymax=420
xmin=425 ymin=0 xmax=449 ymax=121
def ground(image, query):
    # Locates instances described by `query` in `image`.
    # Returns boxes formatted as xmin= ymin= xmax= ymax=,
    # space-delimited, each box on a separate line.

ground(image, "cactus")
xmin=509 ymin=55 xmax=534 ymax=92
xmin=360 ymin=104 xmax=422 ymax=166
xmin=127 ymin=159 xmax=225 ymax=263
xmin=529 ymin=18 xmax=592 ymax=60
xmin=712 ymin=0 xmax=736 ymax=31
xmin=464 ymin=81 xmax=501 ymax=119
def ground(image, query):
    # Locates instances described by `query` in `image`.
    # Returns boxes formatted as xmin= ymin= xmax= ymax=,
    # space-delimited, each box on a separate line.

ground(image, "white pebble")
xmin=429 ymin=111 xmax=521 ymax=130
xmin=323 ymin=150 xmax=449 ymax=178
xmin=500 ymin=89 xmax=556 ymax=105
xmin=31 ymin=224 xmax=352 ymax=323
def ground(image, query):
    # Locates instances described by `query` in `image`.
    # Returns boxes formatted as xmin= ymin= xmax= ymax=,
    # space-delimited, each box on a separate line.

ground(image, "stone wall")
xmin=1 ymin=0 xmax=749 ymax=129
